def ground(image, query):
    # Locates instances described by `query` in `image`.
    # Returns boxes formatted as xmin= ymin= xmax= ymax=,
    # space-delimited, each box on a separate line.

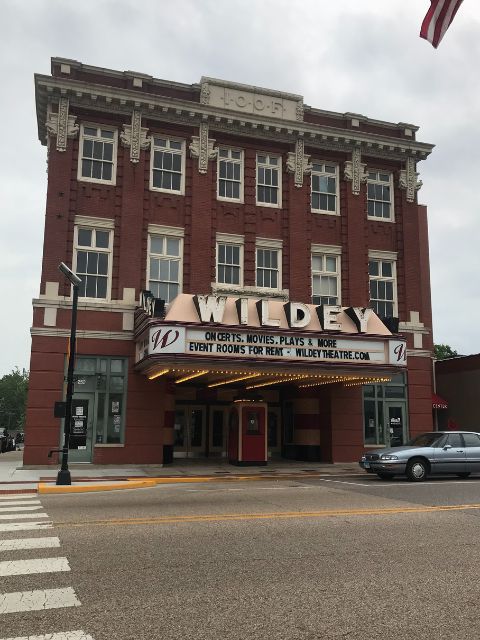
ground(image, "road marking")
xmin=0 ymin=501 xmax=41 ymax=507
xmin=0 ymin=495 xmax=37 ymax=501
xmin=53 ymin=502 xmax=480 ymax=528
xmin=0 ymin=513 xmax=48 ymax=520
xmin=0 ymin=506 xmax=44 ymax=513
xmin=186 ymin=485 xmax=316 ymax=493
xmin=322 ymin=478 xmax=480 ymax=487
xmin=0 ymin=587 xmax=81 ymax=614
xmin=0 ymin=522 xmax=52 ymax=532
xmin=0 ymin=557 xmax=70 ymax=577
xmin=0 ymin=538 xmax=60 ymax=552
xmin=0 ymin=632 xmax=94 ymax=640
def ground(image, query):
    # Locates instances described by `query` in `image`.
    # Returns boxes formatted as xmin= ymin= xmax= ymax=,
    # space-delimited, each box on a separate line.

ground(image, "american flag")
xmin=420 ymin=0 xmax=464 ymax=48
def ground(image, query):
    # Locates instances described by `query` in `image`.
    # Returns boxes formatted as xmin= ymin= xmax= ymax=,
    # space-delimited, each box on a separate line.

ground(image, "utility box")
xmin=228 ymin=402 xmax=267 ymax=465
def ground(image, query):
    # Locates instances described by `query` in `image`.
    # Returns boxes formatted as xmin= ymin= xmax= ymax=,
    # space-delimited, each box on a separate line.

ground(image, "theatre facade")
xmin=25 ymin=57 xmax=435 ymax=465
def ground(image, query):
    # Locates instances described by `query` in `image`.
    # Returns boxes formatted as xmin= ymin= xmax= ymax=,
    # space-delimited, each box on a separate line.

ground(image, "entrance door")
xmin=267 ymin=408 xmax=281 ymax=458
xmin=209 ymin=407 xmax=226 ymax=456
xmin=384 ymin=403 xmax=407 ymax=447
xmin=174 ymin=406 xmax=206 ymax=457
xmin=69 ymin=394 xmax=94 ymax=462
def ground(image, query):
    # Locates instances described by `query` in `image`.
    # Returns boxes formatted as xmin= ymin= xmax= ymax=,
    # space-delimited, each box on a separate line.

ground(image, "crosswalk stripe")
xmin=0 ymin=501 xmax=41 ymax=507
xmin=0 ymin=506 xmax=44 ymax=513
xmin=0 ymin=522 xmax=52 ymax=532
xmin=0 ymin=513 xmax=48 ymax=520
xmin=0 ymin=630 xmax=94 ymax=640
xmin=0 ymin=495 xmax=37 ymax=501
xmin=0 ymin=537 xmax=61 ymax=552
xmin=0 ymin=587 xmax=81 ymax=613
xmin=0 ymin=557 xmax=70 ymax=577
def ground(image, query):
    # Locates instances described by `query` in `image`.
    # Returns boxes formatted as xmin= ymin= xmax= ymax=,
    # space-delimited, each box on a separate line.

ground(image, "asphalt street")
xmin=2 ymin=474 xmax=480 ymax=640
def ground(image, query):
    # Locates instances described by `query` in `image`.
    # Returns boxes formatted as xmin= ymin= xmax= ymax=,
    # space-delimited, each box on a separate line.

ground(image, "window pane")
xmin=150 ymin=236 xmax=163 ymax=254
xmin=83 ymin=139 xmax=93 ymax=158
xmin=97 ymin=253 xmax=108 ymax=275
xmin=87 ymin=252 xmax=98 ymax=274
xmin=82 ymin=159 xmax=92 ymax=178
xmin=77 ymin=251 xmax=87 ymax=273
xmin=84 ymin=127 xmax=97 ymax=137
xmin=102 ymin=163 xmax=112 ymax=182
xmin=85 ymin=275 xmax=97 ymax=298
xmin=92 ymin=161 xmax=102 ymax=179
xmin=325 ymin=256 xmax=336 ymax=272
xmin=95 ymin=231 xmax=109 ymax=249
xmin=369 ymin=261 xmax=379 ymax=276
xmin=150 ymin=258 xmax=159 ymax=280
xmin=78 ymin=229 xmax=92 ymax=247
xmin=96 ymin=276 xmax=107 ymax=299
xmin=166 ymin=238 xmax=180 ymax=256
xmin=103 ymin=143 xmax=113 ymax=162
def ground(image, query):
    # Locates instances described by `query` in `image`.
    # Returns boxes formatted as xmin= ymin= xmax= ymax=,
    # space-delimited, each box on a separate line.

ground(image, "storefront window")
xmin=73 ymin=356 xmax=128 ymax=446
xmin=363 ymin=375 xmax=407 ymax=446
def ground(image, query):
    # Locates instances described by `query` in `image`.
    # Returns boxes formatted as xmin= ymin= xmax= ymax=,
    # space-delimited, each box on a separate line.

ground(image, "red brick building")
xmin=25 ymin=57 xmax=435 ymax=465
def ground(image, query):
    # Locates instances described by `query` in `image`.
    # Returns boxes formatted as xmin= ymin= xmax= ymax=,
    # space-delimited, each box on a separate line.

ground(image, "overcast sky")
xmin=0 ymin=0 xmax=478 ymax=376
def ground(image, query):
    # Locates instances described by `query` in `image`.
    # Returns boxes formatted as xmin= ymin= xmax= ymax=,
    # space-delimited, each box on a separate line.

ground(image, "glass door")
xmin=384 ymin=403 xmax=407 ymax=447
xmin=69 ymin=393 xmax=95 ymax=462
xmin=174 ymin=406 xmax=206 ymax=457
xmin=267 ymin=408 xmax=281 ymax=457
xmin=209 ymin=407 xmax=226 ymax=456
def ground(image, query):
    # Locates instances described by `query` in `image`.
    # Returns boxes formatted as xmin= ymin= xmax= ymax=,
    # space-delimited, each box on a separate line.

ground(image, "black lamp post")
xmin=57 ymin=262 xmax=82 ymax=486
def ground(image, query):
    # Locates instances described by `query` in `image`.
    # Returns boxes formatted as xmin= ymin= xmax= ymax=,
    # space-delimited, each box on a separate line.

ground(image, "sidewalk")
xmin=0 ymin=450 xmax=363 ymax=494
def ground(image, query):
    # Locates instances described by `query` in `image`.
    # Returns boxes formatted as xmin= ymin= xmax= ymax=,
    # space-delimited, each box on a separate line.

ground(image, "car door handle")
xmin=456 ymin=450 xmax=464 ymax=453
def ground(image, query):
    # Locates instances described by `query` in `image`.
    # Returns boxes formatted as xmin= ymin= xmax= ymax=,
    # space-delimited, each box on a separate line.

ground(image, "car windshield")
xmin=406 ymin=433 xmax=443 ymax=447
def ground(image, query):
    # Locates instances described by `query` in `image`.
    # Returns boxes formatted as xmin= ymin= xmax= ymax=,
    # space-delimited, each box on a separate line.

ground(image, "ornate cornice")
xmin=189 ymin=122 xmax=217 ymax=174
xmin=399 ymin=157 xmax=423 ymax=202
xmin=344 ymin=148 xmax=368 ymax=195
xmin=286 ymin=138 xmax=312 ymax=187
xmin=120 ymin=109 xmax=149 ymax=163
xmin=45 ymin=97 xmax=78 ymax=151
xmin=35 ymin=76 xmax=434 ymax=163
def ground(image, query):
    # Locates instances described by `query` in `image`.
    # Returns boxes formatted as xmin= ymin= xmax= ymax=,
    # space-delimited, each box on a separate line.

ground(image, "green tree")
xmin=0 ymin=368 xmax=29 ymax=432
xmin=434 ymin=344 xmax=458 ymax=360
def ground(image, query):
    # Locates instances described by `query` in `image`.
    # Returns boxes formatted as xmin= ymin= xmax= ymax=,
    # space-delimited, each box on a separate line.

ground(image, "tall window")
xmin=150 ymin=137 xmax=184 ymax=193
xmin=369 ymin=258 xmax=396 ymax=317
xmin=78 ymin=126 xmax=117 ymax=184
xmin=148 ymin=235 xmax=182 ymax=303
xmin=257 ymin=154 xmax=281 ymax=207
xmin=367 ymin=171 xmax=393 ymax=220
xmin=312 ymin=253 xmax=340 ymax=305
xmin=217 ymin=243 xmax=242 ymax=286
xmin=311 ymin=162 xmax=338 ymax=214
xmin=74 ymin=227 xmax=112 ymax=299
xmin=256 ymin=247 xmax=280 ymax=290
xmin=218 ymin=148 xmax=243 ymax=201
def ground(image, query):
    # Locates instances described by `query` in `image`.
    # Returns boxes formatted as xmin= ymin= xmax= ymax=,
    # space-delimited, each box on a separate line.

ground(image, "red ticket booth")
xmin=228 ymin=402 xmax=268 ymax=465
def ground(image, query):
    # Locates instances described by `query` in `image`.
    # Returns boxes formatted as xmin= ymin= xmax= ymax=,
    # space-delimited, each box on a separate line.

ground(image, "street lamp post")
xmin=57 ymin=262 xmax=82 ymax=486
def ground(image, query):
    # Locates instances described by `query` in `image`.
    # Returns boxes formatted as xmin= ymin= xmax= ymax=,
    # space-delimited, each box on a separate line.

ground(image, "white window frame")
xmin=217 ymin=147 xmax=244 ymax=203
xmin=367 ymin=170 xmax=394 ymax=222
xmin=216 ymin=233 xmax=244 ymax=289
xmin=311 ymin=244 xmax=342 ymax=306
xmin=146 ymin=225 xmax=184 ymax=304
xmin=368 ymin=250 xmax=398 ymax=317
xmin=310 ymin=162 xmax=339 ymax=215
xmin=77 ymin=124 xmax=118 ymax=186
xmin=256 ymin=153 xmax=282 ymax=208
xmin=255 ymin=238 xmax=282 ymax=291
xmin=73 ymin=220 xmax=114 ymax=302
xmin=149 ymin=136 xmax=185 ymax=195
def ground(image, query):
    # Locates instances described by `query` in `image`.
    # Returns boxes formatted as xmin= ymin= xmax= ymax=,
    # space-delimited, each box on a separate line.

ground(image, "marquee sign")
xmin=136 ymin=325 xmax=406 ymax=367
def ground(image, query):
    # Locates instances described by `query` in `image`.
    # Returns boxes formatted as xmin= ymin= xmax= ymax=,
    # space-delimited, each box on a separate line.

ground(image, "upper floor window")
xmin=257 ymin=154 xmax=281 ymax=207
xmin=218 ymin=148 xmax=243 ymax=202
xmin=217 ymin=242 xmax=242 ymax=286
xmin=311 ymin=162 xmax=338 ymax=214
xmin=150 ymin=137 xmax=184 ymax=194
xmin=74 ymin=227 xmax=112 ymax=300
xmin=311 ymin=251 xmax=340 ymax=305
xmin=369 ymin=258 xmax=397 ymax=317
xmin=256 ymin=247 xmax=281 ymax=290
xmin=148 ymin=234 xmax=182 ymax=303
xmin=367 ymin=171 xmax=394 ymax=221
xmin=78 ymin=126 xmax=117 ymax=184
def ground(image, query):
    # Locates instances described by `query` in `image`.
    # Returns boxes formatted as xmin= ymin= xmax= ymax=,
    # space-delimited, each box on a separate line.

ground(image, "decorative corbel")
xmin=46 ymin=97 xmax=78 ymax=152
xmin=399 ymin=157 xmax=423 ymax=202
xmin=344 ymin=147 xmax=368 ymax=195
xmin=286 ymin=138 xmax=312 ymax=188
xmin=189 ymin=122 xmax=217 ymax=174
xmin=200 ymin=81 xmax=210 ymax=106
xmin=120 ymin=110 xmax=149 ymax=163
xmin=295 ymin=99 xmax=304 ymax=122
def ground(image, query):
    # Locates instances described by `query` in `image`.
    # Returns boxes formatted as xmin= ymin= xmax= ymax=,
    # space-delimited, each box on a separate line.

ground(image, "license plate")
xmin=364 ymin=462 xmax=370 ymax=469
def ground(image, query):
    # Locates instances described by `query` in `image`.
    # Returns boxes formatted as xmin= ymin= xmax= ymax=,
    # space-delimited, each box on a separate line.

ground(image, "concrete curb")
xmin=38 ymin=479 xmax=157 ymax=494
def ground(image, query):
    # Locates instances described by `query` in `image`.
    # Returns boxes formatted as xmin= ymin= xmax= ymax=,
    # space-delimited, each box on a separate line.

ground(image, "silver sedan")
xmin=359 ymin=431 xmax=480 ymax=481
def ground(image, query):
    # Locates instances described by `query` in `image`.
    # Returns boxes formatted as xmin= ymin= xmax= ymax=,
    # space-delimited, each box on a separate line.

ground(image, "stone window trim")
xmin=149 ymin=135 xmax=186 ymax=195
xmin=77 ymin=123 xmax=118 ymax=186
xmin=217 ymin=146 xmax=244 ymax=203
xmin=73 ymin=224 xmax=113 ymax=302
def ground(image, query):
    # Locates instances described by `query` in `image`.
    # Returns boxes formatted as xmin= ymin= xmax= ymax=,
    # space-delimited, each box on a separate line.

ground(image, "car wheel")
xmin=377 ymin=473 xmax=395 ymax=480
xmin=406 ymin=459 xmax=428 ymax=482
xmin=456 ymin=473 xmax=471 ymax=478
